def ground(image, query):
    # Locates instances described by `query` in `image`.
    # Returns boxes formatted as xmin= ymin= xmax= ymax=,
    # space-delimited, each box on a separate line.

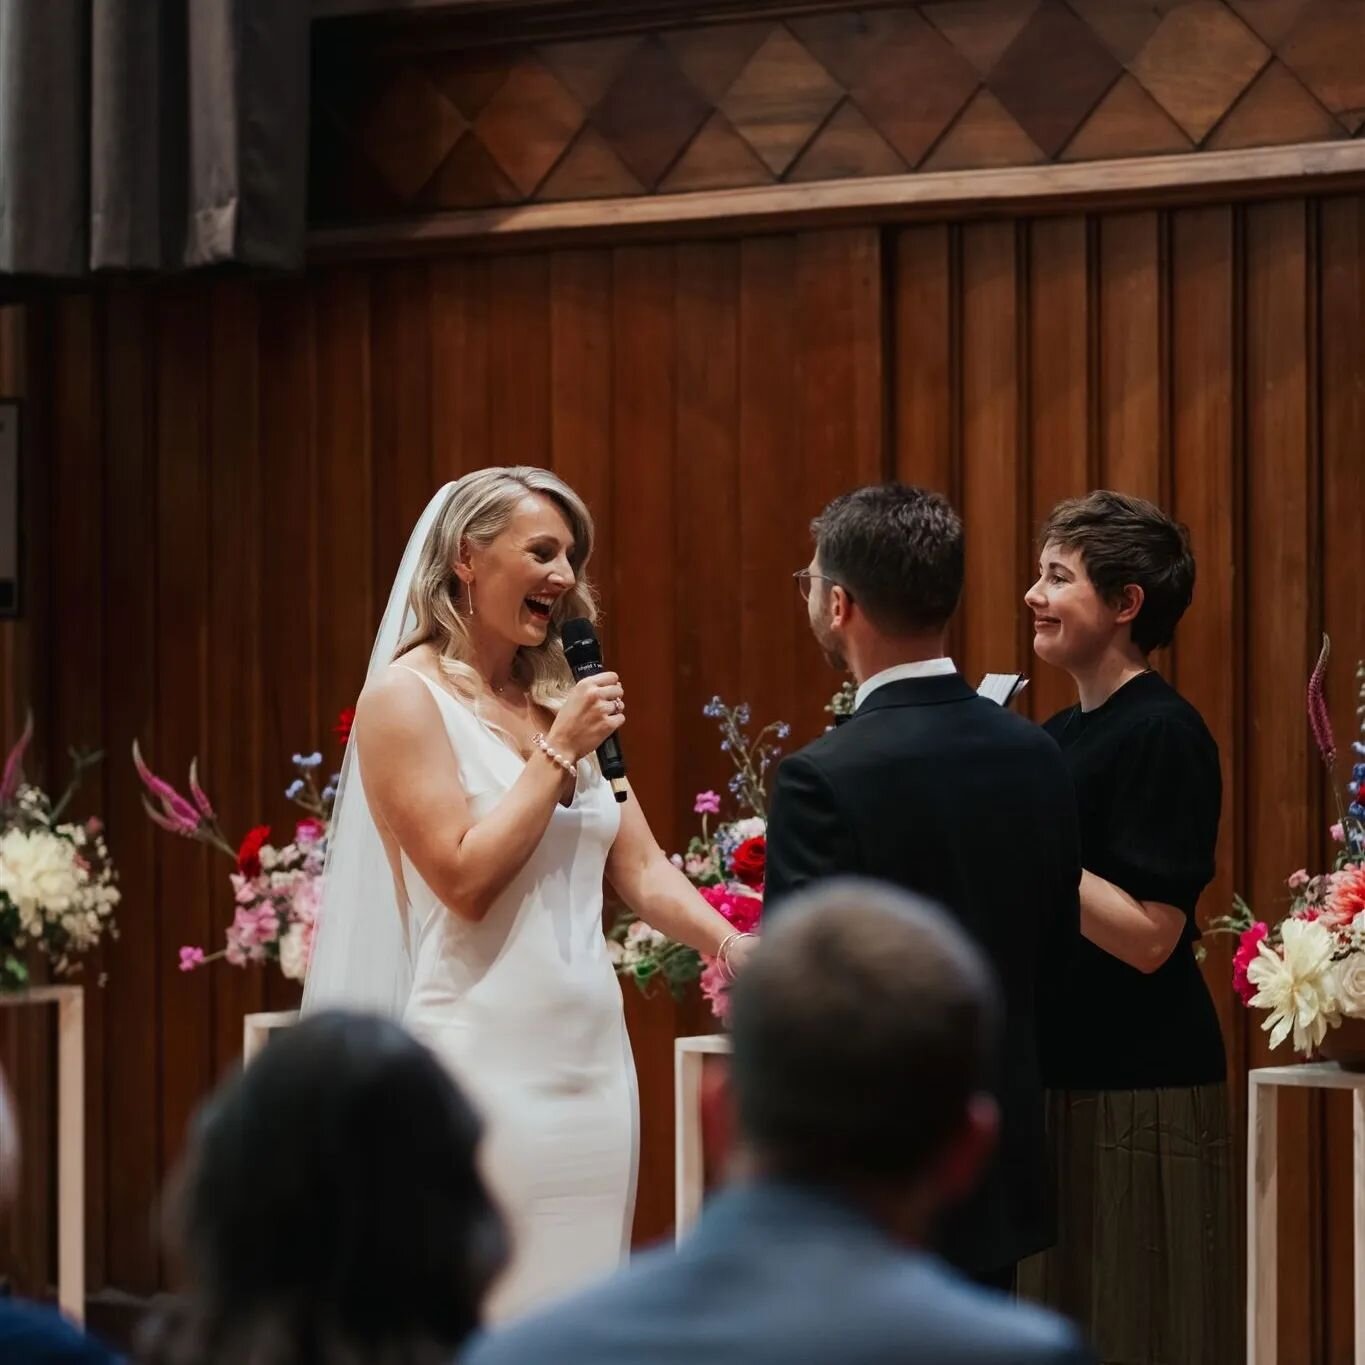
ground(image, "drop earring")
xmin=467 ymin=581 xmax=476 ymax=617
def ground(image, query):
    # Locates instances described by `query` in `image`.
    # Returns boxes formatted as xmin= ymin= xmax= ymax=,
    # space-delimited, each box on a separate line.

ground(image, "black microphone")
xmin=560 ymin=617 xmax=628 ymax=803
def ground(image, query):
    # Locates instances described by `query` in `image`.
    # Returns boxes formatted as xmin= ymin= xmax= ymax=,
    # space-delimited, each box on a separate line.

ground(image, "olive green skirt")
xmin=1017 ymin=1084 xmax=1241 ymax=1365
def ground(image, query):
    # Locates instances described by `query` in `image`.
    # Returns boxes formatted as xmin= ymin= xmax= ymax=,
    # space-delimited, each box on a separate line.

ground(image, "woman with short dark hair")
xmin=1019 ymin=491 xmax=1236 ymax=1363
xmin=138 ymin=1011 xmax=508 ymax=1365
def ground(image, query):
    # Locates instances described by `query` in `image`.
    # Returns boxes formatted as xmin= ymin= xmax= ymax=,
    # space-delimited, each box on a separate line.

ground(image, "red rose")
xmin=335 ymin=707 xmax=356 ymax=747
xmin=730 ymin=835 xmax=766 ymax=887
xmin=236 ymin=824 xmax=272 ymax=878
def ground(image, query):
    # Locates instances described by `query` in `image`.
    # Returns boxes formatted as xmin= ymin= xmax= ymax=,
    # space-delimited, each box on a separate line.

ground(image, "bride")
xmin=301 ymin=467 xmax=753 ymax=1320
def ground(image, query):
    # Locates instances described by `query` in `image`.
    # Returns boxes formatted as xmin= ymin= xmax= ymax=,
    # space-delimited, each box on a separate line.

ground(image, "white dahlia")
xmin=1247 ymin=917 xmax=1340 ymax=1053
xmin=0 ymin=828 xmax=81 ymax=937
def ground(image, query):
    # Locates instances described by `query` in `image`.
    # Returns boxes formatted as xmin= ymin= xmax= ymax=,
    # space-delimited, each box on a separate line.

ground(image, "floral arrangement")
xmin=0 ymin=715 xmax=120 ymax=990
xmin=134 ymin=708 xmax=352 ymax=982
xmin=1213 ymin=639 xmax=1365 ymax=1055
xmin=609 ymin=695 xmax=792 ymax=1019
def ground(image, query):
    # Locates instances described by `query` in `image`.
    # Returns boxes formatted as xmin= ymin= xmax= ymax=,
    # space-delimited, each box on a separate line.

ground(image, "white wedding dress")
xmin=393 ymin=665 xmax=637 ymax=1321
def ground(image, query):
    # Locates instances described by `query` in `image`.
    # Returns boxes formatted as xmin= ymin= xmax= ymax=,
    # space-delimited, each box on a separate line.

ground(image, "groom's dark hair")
xmin=729 ymin=880 xmax=998 ymax=1184
xmin=812 ymin=483 xmax=963 ymax=634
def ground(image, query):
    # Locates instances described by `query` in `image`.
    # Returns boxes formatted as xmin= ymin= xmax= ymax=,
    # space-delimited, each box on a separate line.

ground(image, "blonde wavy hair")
xmin=396 ymin=467 xmax=598 ymax=715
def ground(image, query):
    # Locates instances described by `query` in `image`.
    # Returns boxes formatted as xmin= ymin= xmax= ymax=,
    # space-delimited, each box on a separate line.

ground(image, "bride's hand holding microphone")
xmin=544 ymin=673 xmax=625 ymax=765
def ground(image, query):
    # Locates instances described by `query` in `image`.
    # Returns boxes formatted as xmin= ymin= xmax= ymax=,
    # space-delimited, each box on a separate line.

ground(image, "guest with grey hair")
xmin=462 ymin=880 xmax=1093 ymax=1365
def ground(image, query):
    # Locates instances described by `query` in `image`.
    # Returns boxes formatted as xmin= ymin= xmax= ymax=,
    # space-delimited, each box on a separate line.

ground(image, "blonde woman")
xmin=302 ymin=468 xmax=750 ymax=1321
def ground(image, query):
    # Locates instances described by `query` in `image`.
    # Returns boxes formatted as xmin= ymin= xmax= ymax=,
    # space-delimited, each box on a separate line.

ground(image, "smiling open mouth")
xmin=525 ymin=595 xmax=554 ymax=620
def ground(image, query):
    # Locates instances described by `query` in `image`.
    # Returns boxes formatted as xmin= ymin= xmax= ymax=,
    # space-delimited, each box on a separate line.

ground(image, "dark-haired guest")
xmin=464 ymin=881 xmax=1093 ymax=1365
xmin=0 ymin=1067 xmax=122 ymax=1364
xmin=138 ymin=1011 xmax=508 ymax=1365
xmin=1020 ymin=491 xmax=1236 ymax=1364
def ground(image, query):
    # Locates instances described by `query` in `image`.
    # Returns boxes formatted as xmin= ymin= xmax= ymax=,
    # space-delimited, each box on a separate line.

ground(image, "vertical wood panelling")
xmin=959 ymin=221 xmax=1022 ymax=686
xmin=6 ymin=199 xmax=1365 ymax=1361
xmin=153 ymin=289 xmax=215 ymax=1201
xmin=206 ymin=282 xmax=266 ymax=1078
xmin=1244 ymin=198 xmax=1320 ymax=1362
xmin=610 ymin=244 xmax=679 ymax=1244
xmin=1319 ymin=195 xmax=1365 ymax=1365
xmin=1168 ymin=205 xmax=1245 ymax=1361
xmin=100 ymin=288 xmax=161 ymax=1296
xmin=1098 ymin=212 xmax=1165 ymax=502
xmin=1026 ymin=216 xmax=1090 ymax=723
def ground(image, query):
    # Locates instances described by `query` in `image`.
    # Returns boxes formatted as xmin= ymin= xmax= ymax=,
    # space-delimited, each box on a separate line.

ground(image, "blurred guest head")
xmin=802 ymin=484 xmax=963 ymax=675
xmin=728 ymin=879 xmax=998 ymax=1240
xmin=140 ymin=1011 xmax=507 ymax=1365
xmin=1027 ymin=489 xmax=1195 ymax=674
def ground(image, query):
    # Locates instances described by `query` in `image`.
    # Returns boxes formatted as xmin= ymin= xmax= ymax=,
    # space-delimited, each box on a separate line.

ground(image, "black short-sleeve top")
xmin=1039 ymin=670 xmax=1227 ymax=1089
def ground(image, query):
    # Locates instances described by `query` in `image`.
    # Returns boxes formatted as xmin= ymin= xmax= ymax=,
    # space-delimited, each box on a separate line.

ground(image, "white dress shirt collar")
xmin=854 ymin=658 xmax=957 ymax=711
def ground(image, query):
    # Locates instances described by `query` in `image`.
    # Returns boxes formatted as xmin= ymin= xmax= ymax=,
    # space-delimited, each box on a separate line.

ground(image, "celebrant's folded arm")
xmin=355 ymin=671 xmax=565 ymax=924
xmin=605 ymin=785 xmax=735 ymax=959
xmin=1078 ymin=869 xmax=1185 ymax=973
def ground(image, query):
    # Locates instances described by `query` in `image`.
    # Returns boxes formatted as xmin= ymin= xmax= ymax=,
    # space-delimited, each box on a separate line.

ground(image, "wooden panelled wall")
xmin=3 ymin=191 xmax=1365 ymax=1359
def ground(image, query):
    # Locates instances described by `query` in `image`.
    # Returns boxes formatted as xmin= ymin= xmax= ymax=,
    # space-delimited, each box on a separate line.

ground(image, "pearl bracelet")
xmin=531 ymin=733 xmax=577 ymax=777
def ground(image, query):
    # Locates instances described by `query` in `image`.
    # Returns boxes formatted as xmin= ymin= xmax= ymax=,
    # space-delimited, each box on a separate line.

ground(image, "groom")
xmin=765 ymin=483 xmax=1083 ymax=1291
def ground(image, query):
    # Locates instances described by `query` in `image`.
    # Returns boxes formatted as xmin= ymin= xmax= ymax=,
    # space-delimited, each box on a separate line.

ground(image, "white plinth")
xmin=1248 ymin=1062 xmax=1365 ymax=1363
xmin=674 ymin=1033 xmax=731 ymax=1239
xmin=0 ymin=985 xmax=84 ymax=1322
xmin=242 ymin=1009 xmax=299 ymax=1064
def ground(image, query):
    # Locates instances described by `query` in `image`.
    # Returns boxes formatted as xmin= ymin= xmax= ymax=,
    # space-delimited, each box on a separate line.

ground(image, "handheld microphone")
xmin=560 ymin=618 xmax=629 ymax=803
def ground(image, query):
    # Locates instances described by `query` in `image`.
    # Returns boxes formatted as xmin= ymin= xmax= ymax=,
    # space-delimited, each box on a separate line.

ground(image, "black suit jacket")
xmin=765 ymin=674 xmax=1083 ymax=1273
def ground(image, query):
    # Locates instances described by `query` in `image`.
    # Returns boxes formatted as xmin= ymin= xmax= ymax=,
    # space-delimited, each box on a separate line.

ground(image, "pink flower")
xmin=295 ymin=818 xmax=326 ymax=846
xmin=700 ymin=959 xmax=732 ymax=1021
xmin=694 ymin=791 xmax=721 ymax=816
xmin=85 ymin=816 xmax=103 ymax=836
xmin=1327 ymin=866 xmax=1365 ymax=926
xmin=178 ymin=946 xmax=206 ymax=973
xmin=1288 ymin=869 xmax=1311 ymax=891
xmin=1233 ymin=922 xmax=1269 ymax=1004
xmin=1333 ymin=823 xmax=1346 ymax=844
xmin=132 ymin=739 xmax=206 ymax=836
xmin=700 ymin=883 xmax=762 ymax=934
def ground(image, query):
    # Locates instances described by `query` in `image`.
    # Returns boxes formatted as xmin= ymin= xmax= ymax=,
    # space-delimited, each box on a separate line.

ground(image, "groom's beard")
xmin=811 ymin=611 xmax=846 ymax=672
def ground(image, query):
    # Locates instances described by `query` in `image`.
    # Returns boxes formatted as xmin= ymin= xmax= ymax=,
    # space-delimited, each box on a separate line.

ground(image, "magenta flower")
xmin=1308 ymin=634 xmax=1336 ymax=768
xmin=0 ymin=710 xmax=34 ymax=807
xmin=178 ymin=946 xmax=206 ymax=973
xmin=693 ymin=790 xmax=721 ymax=816
xmin=1233 ymin=923 xmax=1270 ymax=1004
xmin=132 ymin=740 xmax=205 ymax=836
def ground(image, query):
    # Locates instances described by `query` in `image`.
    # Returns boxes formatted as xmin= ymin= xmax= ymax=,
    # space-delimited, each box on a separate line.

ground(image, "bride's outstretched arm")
xmin=358 ymin=669 xmax=624 ymax=923
xmin=606 ymin=789 xmax=748 ymax=963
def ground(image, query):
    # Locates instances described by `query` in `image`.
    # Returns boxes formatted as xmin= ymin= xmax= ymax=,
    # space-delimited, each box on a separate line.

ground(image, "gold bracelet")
xmin=717 ymin=930 xmax=757 ymax=982
xmin=531 ymin=733 xmax=576 ymax=777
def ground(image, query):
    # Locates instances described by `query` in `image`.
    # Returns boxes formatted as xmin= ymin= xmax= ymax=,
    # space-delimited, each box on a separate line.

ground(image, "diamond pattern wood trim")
xmin=846 ymin=11 xmax=979 ymax=167
xmin=473 ymin=56 xmax=585 ymax=197
xmin=1227 ymin=0 xmax=1311 ymax=47
xmin=658 ymin=111 xmax=774 ymax=192
xmin=1130 ymin=1 xmax=1269 ymax=143
xmin=990 ymin=1 xmax=1121 ymax=156
xmin=421 ymin=132 xmax=521 ymax=209
xmin=359 ymin=68 xmax=466 ymax=202
xmin=1278 ymin=0 xmax=1365 ymax=128
xmin=538 ymin=37 xmax=641 ymax=109
xmin=662 ymin=22 xmax=771 ymax=103
xmin=719 ymin=26 xmax=843 ymax=176
xmin=1062 ymin=72 xmax=1192 ymax=162
xmin=922 ymin=87 xmax=1046 ymax=170
xmin=590 ymin=36 xmax=711 ymax=188
xmin=538 ymin=126 xmax=645 ymax=200
xmin=316 ymin=0 xmax=1365 ymax=220
xmin=921 ymin=0 xmax=1041 ymax=76
xmin=787 ymin=98 xmax=907 ymax=180
xmin=1207 ymin=56 xmax=1342 ymax=148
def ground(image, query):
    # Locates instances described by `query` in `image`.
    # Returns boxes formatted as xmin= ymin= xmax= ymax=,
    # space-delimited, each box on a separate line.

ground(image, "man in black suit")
xmin=766 ymin=483 xmax=1083 ymax=1291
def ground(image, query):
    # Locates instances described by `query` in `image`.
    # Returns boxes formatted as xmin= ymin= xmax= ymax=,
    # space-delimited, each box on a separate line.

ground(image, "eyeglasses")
xmin=793 ymin=569 xmax=838 ymax=601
